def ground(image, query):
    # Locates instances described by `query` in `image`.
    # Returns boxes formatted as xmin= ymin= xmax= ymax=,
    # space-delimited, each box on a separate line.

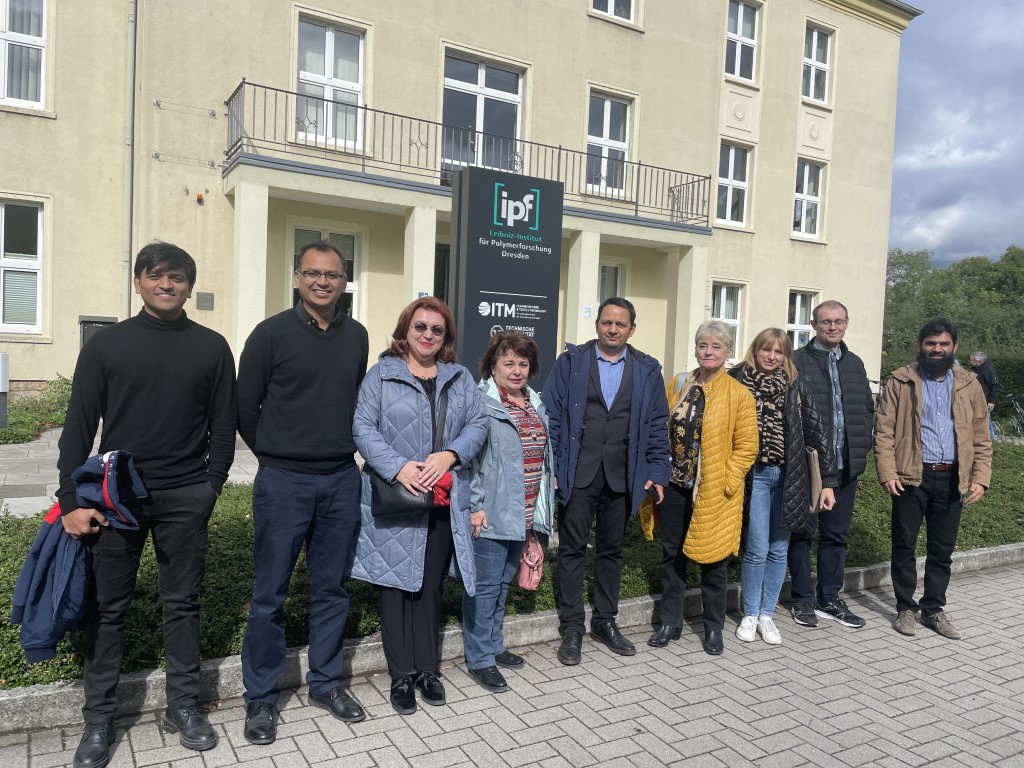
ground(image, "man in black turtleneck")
xmin=57 ymin=242 xmax=236 ymax=768
xmin=236 ymin=240 xmax=369 ymax=745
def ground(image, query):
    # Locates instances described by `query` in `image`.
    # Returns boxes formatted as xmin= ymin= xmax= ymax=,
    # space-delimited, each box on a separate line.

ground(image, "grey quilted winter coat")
xmin=351 ymin=354 xmax=488 ymax=594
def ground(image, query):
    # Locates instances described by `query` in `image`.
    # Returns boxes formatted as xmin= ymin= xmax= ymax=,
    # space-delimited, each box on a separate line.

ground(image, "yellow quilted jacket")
xmin=642 ymin=368 xmax=758 ymax=563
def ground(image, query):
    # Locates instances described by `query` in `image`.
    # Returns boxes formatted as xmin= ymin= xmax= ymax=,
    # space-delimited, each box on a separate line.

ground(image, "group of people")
xmin=54 ymin=240 xmax=993 ymax=768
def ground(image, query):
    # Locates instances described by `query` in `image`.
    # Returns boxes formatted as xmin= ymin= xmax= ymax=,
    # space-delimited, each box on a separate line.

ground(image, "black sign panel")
xmin=450 ymin=167 xmax=563 ymax=384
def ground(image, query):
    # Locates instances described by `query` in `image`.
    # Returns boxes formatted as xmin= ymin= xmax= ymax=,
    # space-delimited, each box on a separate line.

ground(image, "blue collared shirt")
xmin=595 ymin=345 xmax=629 ymax=409
xmin=813 ymin=339 xmax=846 ymax=472
xmin=920 ymin=369 xmax=957 ymax=463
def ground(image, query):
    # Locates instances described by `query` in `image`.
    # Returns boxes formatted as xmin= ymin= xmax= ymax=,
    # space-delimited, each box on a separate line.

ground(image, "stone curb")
xmin=3 ymin=541 xmax=1023 ymax=734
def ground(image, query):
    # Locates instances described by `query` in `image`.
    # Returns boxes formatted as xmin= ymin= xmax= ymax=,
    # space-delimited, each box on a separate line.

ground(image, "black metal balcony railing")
xmin=225 ymin=81 xmax=710 ymax=228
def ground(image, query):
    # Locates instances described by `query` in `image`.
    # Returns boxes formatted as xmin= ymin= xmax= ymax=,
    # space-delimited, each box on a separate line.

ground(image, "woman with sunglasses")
xmin=730 ymin=328 xmax=837 ymax=646
xmin=352 ymin=297 xmax=487 ymax=715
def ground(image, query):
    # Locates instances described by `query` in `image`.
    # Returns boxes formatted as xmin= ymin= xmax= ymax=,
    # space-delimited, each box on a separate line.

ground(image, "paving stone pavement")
xmin=3 ymin=564 xmax=1023 ymax=767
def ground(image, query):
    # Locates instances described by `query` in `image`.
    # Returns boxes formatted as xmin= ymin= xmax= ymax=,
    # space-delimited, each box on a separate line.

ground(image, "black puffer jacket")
xmin=792 ymin=341 xmax=874 ymax=479
xmin=732 ymin=368 xmax=839 ymax=534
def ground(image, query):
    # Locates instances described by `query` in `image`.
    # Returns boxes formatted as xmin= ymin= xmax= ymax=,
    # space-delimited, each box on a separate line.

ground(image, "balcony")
xmin=224 ymin=81 xmax=711 ymax=229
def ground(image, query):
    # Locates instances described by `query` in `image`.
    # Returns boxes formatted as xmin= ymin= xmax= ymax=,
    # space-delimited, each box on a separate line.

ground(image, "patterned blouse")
xmin=669 ymin=385 xmax=705 ymax=490
xmin=498 ymin=385 xmax=547 ymax=530
xmin=735 ymin=365 xmax=787 ymax=466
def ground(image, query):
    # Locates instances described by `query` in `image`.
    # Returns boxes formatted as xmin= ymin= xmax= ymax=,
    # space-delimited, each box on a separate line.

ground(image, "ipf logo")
xmin=493 ymin=183 xmax=541 ymax=230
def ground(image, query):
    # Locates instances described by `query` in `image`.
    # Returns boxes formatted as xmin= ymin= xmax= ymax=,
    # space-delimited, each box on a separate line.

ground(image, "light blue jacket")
xmin=469 ymin=378 xmax=554 ymax=541
xmin=352 ymin=354 xmax=487 ymax=595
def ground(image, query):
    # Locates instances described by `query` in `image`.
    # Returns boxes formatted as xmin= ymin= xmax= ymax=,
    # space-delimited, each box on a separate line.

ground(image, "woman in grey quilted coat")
xmin=352 ymin=297 xmax=487 ymax=716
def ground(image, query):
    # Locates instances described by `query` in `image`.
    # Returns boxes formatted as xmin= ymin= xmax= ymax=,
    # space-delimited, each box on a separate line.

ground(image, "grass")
xmin=0 ymin=376 xmax=73 ymax=444
xmin=2 ymin=442 xmax=1022 ymax=690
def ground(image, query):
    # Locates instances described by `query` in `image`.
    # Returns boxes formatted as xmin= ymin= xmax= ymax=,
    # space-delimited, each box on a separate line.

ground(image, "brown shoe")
xmin=922 ymin=611 xmax=962 ymax=640
xmin=893 ymin=610 xmax=917 ymax=636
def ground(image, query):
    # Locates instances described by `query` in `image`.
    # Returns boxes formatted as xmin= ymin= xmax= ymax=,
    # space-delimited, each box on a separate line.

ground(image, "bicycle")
xmin=998 ymin=393 xmax=1024 ymax=438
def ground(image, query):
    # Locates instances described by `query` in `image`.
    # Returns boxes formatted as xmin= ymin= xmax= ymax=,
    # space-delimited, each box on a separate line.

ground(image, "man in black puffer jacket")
xmin=789 ymin=300 xmax=874 ymax=629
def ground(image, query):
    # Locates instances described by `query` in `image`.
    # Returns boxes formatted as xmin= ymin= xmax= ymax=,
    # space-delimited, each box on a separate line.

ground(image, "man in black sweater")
xmin=58 ymin=242 xmax=236 ymax=768
xmin=969 ymin=351 xmax=999 ymax=441
xmin=237 ymin=240 xmax=369 ymax=745
xmin=789 ymin=300 xmax=874 ymax=630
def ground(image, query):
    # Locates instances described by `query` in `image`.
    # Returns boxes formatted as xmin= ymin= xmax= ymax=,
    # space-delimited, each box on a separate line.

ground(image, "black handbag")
xmin=367 ymin=387 xmax=448 ymax=520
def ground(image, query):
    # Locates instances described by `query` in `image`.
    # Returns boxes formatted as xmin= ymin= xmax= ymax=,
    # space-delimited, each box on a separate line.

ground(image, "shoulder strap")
xmin=433 ymin=386 xmax=449 ymax=452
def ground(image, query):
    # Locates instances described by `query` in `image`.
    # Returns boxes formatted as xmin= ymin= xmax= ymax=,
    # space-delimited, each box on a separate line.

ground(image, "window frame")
xmin=591 ymin=0 xmax=634 ymax=23
xmin=597 ymin=259 xmax=630 ymax=305
xmin=295 ymin=16 xmax=365 ymax=150
xmin=716 ymin=142 xmax=750 ymax=226
xmin=289 ymin=223 xmax=361 ymax=321
xmin=586 ymin=91 xmax=631 ymax=195
xmin=0 ymin=0 xmax=47 ymax=109
xmin=787 ymin=290 xmax=816 ymax=348
xmin=724 ymin=0 xmax=758 ymax=82
xmin=441 ymin=52 xmax=523 ymax=179
xmin=793 ymin=158 xmax=824 ymax=238
xmin=0 ymin=198 xmax=43 ymax=334
xmin=710 ymin=281 xmax=743 ymax=358
xmin=802 ymin=25 xmax=831 ymax=103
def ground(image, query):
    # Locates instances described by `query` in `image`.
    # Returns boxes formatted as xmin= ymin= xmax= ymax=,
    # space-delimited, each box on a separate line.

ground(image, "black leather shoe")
xmin=308 ymin=686 xmax=366 ymax=722
xmin=243 ymin=701 xmax=277 ymax=745
xmin=591 ymin=621 xmax=637 ymax=656
xmin=390 ymin=675 xmax=417 ymax=715
xmin=702 ymin=628 xmax=724 ymax=656
xmin=495 ymin=650 xmax=525 ymax=669
xmin=415 ymin=671 xmax=446 ymax=706
xmin=73 ymin=721 xmax=116 ymax=768
xmin=647 ymin=625 xmax=682 ymax=648
xmin=468 ymin=665 xmax=508 ymax=693
xmin=557 ymin=628 xmax=583 ymax=666
xmin=162 ymin=704 xmax=218 ymax=751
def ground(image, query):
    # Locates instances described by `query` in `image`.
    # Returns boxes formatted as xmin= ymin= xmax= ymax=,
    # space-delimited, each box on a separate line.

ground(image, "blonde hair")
xmin=742 ymin=327 xmax=798 ymax=382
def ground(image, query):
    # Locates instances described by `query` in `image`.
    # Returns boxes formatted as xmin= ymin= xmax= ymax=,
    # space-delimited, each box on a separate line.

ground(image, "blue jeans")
xmin=462 ymin=536 xmax=525 ymax=669
xmin=741 ymin=463 xmax=790 ymax=617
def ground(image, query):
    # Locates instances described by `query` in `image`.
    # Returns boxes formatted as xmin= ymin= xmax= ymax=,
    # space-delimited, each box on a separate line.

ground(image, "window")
xmin=598 ymin=262 xmax=627 ymax=304
xmin=296 ymin=18 xmax=363 ymax=147
xmin=0 ymin=200 xmax=42 ymax=333
xmin=592 ymin=0 xmax=633 ymax=22
xmin=725 ymin=0 xmax=757 ymax=81
xmin=587 ymin=93 xmax=629 ymax=193
xmin=1 ymin=0 xmax=45 ymax=107
xmin=793 ymin=159 xmax=823 ymax=237
xmin=716 ymin=143 xmax=748 ymax=224
xmin=442 ymin=54 xmax=521 ymax=182
xmin=802 ymin=26 xmax=830 ymax=102
xmin=711 ymin=282 xmax=741 ymax=352
xmin=292 ymin=228 xmax=358 ymax=318
xmin=788 ymin=291 xmax=814 ymax=348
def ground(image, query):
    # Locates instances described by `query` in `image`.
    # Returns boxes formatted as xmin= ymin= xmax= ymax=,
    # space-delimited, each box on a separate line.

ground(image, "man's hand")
xmin=61 ymin=507 xmax=108 ymax=539
xmin=470 ymin=510 xmax=488 ymax=538
xmin=644 ymin=480 xmax=664 ymax=504
xmin=964 ymin=483 xmax=986 ymax=505
xmin=818 ymin=488 xmax=835 ymax=511
xmin=987 ymin=403 xmax=995 ymax=412
xmin=882 ymin=479 xmax=905 ymax=497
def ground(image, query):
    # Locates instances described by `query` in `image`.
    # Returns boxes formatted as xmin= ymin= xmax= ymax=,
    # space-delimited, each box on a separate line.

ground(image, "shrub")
xmin=0 ymin=376 xmax=73 ymax=445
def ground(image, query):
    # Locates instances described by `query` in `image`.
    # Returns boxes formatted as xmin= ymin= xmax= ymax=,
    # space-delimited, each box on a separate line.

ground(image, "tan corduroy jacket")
xmin=874 ymin=363 xmax=992 ymax=494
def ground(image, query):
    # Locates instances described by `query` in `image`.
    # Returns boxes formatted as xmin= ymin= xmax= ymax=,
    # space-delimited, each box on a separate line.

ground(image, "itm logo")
xmin=493 ymin=183 xmax=541 ymax=230
xmin=478 ymin=301 xmax=516 ymax=318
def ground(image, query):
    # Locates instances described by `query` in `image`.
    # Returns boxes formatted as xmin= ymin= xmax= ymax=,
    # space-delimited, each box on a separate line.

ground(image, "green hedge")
xmin=3 ymin=443 xmax=1023 ymax=689
xmin=0 ymin=376 xmax=72 ymax=445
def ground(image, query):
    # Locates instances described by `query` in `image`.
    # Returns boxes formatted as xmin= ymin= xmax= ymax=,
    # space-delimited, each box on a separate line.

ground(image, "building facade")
xmin=0 ymin=0 xmax=919 ymax=384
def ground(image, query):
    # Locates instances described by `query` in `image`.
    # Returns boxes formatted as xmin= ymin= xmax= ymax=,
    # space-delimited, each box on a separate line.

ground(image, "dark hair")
xmin=133 ymin=242 xmax=196 ymax=287
xmin=386 ymin=297 xmax=457 ymax=363
xmin=478 ymin=331 xmax=540 ymax=379
xmin=294 ymin=239 xmax=345 ymax=276
xmin=918 ymin=318 xmax=958 ymax=345
xmin=597 ymin=296 xmax=636 ymax=326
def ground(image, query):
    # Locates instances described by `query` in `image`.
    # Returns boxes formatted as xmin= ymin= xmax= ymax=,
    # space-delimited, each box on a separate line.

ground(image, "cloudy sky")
xmin=889 ymin=1 xmax=1024 ymax=265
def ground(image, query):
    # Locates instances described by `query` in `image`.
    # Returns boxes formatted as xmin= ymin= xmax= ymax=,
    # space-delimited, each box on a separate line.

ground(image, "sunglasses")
xmin=411 ymin=321 xmax=446 ymax=336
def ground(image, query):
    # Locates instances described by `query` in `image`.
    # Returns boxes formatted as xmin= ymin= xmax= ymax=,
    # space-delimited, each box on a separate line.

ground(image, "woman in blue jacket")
xmin=463 ymin=332 xmax=554 ymax=694
xmin=352 ymin=297 xmax=487 ymax=716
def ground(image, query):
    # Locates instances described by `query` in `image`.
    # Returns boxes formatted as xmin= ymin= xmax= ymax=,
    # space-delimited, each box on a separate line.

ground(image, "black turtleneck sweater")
xmin=236 ymin=304 xmax=369 ymax=473
xmin=57 ymin=310 xmax=237 ymax=514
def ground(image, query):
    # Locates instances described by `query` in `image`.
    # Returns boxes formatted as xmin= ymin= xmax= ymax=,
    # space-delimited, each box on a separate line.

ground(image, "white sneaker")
xmin=758 ymin=616 xmax=782 ymax=645
xmin=736 ymin=616 xmax=758 ymax=642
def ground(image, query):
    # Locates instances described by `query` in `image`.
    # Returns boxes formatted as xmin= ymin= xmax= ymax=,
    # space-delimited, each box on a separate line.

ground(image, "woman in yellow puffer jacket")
xmin=643 ymin=320 xmax=758 ymax=656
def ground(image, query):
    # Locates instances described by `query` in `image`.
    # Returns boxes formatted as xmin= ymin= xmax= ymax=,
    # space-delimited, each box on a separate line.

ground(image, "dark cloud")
xmin=889 ymin=1 xmax=1024 ymax=265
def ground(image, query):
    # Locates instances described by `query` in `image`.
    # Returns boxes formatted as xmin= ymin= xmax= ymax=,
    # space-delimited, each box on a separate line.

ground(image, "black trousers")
xmin=890 ymin=466 xmax=963 ymax=616
xmin=556 ymin=467 xmax=629 ymax=634
xmin=83 ymin=482 xmax=217 ymax=724
xmin=788 ymin=472 xmax=858 ymax=604
xmin=657 ymin=483 xmax=729 ymax=631
xmin=378 ymin=506 xmax=454 ymax=682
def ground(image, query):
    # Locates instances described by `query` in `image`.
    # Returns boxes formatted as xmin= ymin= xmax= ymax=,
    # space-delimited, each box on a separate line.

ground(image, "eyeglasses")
xmin=816 ymin=319 xmax=847 ymax=328
xmin=411 ymin=321 xmax=446 ymax=337
xmin=298 ymin=269 xmax=345 ymax=282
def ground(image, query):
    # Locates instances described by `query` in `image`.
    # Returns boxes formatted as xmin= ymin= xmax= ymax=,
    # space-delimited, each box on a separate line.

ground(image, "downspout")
xmin=122 ymin=0 xmax=138 ymax=319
